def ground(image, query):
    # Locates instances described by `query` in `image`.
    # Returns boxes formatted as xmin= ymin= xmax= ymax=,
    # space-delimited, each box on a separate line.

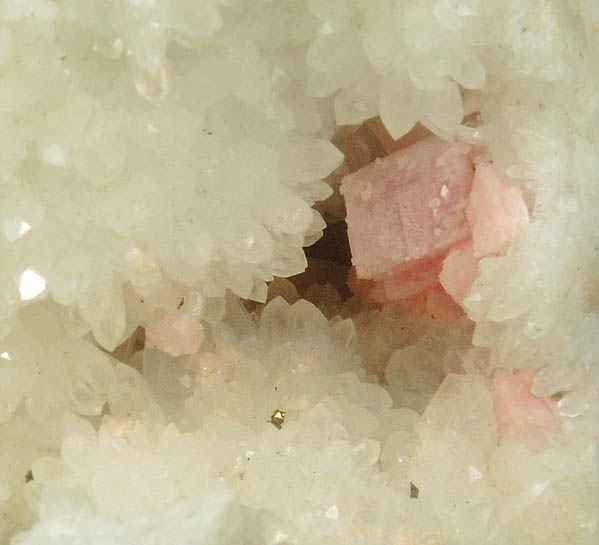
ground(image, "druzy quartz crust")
xmin=0 ymin=2 xmax=597 ymax=545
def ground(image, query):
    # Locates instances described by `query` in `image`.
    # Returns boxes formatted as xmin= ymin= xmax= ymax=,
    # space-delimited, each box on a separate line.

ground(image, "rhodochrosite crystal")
xmin=466 ymin=162 xmax=530 ymax=259
xmin=341 ymin=137 xmax=474 ymax=279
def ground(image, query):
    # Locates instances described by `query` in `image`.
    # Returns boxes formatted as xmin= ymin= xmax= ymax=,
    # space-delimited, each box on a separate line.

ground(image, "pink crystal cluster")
xmin=145 ymin=308 xmax=205 ymax=357
xmin=492 ymin=368 xmax=558 ymax=432
xmin=341 ymin=135 xmax=529 ymax=317
xmin=341 ymin=130 xmax=558 ymax=433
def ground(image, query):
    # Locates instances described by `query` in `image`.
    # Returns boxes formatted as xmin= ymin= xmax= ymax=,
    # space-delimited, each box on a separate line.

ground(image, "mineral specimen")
xmin=341 ymin=136 xmax=474 ymax=279
xmin=0 ymin=2 xmax=597 ymax=545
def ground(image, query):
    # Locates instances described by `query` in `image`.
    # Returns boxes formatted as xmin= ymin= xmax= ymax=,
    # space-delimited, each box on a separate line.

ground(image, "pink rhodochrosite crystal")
xmin=381 ymin=254 xmax=445 ymax=301
xmin=439 ymin=240 xmax=479 ymax=305
xmin=466 ymin=162 xmax=530 ymax=258
xmin=342 ymin=135 xmax=531 ymax=311
xmin=440 ymin=163 xmax=530 ymax=305
xmin=341 ymin=137 xmax=474 ymax=280
xmin=145 ymin=310 xmax=204 ymax=357
xmin=492 ymin=369 xmax=557 ymax=432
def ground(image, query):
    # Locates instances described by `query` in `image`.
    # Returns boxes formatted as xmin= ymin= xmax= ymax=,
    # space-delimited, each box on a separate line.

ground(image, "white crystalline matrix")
xmin=0 ymin=0 xmax=343 ymax=349
xmin=0 ymin=1 xmax=597 ymax=545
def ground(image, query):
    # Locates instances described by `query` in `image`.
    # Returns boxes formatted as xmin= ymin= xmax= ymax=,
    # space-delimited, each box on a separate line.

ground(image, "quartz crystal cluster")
xmin=0 ymin=1 xmax=598 ymax=545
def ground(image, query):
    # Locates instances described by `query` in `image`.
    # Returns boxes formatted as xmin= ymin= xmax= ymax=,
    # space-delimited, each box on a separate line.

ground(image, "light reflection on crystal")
xmin=272 ymin=530 xmax=289 ymax=543
xmin=468 ymin=465 xmax=483 ymax=482
xmin=41 ymin=144 xmax=67 ymax=166
xmin=325 ymin=505 xmax=339 ymax=521
xmin=18 ymin=268 xmax=47 ymax=301
xmin=2 ymin=218 xmax=31 ymax=242
xmin=531 ymin=481 xmax=550 ymax=496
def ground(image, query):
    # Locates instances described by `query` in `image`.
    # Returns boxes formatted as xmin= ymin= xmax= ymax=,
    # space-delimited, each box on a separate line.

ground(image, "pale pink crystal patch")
xmin=492 ymin=368 xmax=557 ymax=432
xmin=439 ymin=239 xmax=479 ymax=305
xmin=439 ymin=163 xmax=529 ymax=305
xmin=381 ymin=253 xmax=445 ymax=301
xmin=466 ymin=162 xmax=529 ymax=259
xmin=145 ymin=309 xmax=205 ymax=357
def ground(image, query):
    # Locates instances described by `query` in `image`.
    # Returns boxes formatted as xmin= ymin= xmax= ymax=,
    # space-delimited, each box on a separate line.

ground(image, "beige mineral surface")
xmin=0 ymin=1 xmax=597 ymax=544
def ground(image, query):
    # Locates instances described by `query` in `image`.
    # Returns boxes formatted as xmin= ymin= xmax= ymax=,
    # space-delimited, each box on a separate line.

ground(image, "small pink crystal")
xmin=438 ymin=239 xmax=479 ymax=304
xmin=466 ymin=162 xmax=529 ymax=258
xmin=347 ymin=254 xmax=444 ymax=308
xmin=341 ymin=136 xmax=474 ymax=279
xmin=145 ymin=309 xmax=204 ymax=357
xmin=381 ymin=253 xmax=445 ymax=301
xmin=492 ymin=368 xmax=557 ymax=432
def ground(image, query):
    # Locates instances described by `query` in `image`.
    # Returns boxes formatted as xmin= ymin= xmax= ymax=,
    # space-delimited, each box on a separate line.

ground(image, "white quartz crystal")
xmin=14 ymin=486 xmax=263 ymax=545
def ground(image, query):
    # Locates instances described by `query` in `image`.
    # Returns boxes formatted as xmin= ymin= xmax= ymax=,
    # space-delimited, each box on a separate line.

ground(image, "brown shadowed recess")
xmin=108 ymin=325 xmax=146 ymax=367
xmin=295 ymin=221 xmax=353 ymax=300
xmin=305 ymin=220 xmax=352 ymax=267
